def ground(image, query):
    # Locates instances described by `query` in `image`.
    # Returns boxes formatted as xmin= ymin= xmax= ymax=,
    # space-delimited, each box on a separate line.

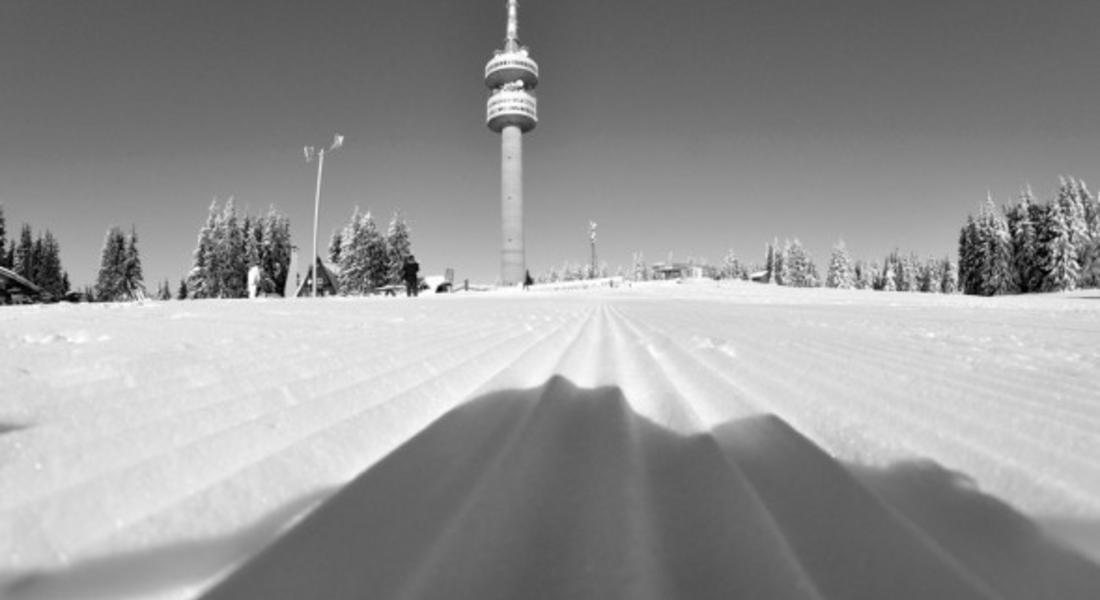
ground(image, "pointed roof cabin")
xmin=296 ymin=257 xmax=340 ymax=297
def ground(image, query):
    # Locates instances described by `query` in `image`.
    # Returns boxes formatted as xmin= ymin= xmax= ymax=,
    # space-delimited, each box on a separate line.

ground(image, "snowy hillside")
xmin=1 ymin=281 xmax=1099 ymax=599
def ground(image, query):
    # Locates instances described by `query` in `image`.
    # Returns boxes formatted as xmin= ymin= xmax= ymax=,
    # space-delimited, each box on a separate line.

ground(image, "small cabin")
xmin=0 ymin=266 xmax=49 ymax=304
xmin=296 ymin=258 xmax=340 ymax=297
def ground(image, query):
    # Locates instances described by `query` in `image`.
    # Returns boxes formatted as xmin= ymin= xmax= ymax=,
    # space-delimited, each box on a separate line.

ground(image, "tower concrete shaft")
xmin=501 ymin=126 xmax=524 ymax=284
xmin=486 ymin=0 xmax=537 ymax=286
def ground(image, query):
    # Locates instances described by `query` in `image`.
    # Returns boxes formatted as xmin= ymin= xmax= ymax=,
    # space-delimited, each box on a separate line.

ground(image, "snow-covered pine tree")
xmin=721 ymin=249 xmax=743 ymax=280
xmin=0 ymin=204 xmax=6 ymax=268
xmin=785 ymin=239 xmax=818 ymax=287
xmin=218 ymin=198 xmax=247 ymax=297
xmin=338 ymin=207 xmax=366 ymax=293
xmin=806 ymin=259 xmax=821 ymax=287
xmin=866 ymin=261 xmax=882 ymax=290
xmin=363 ymin=213 xmax=389 ymax=290
xmin=385 ymin=212 xmax=413 ymax=286
xmin=765 ymin=240 xmax=777 ymax=284
xmin=188 ymin=200 xmax=219 ymax=299
xmin=957 ymin=215 xmax=978 ymax=295
xmin=890 ymin=253 xmax=906 ymax=292
xmin=243 ymin=215 xmax=260 ymax=271
xmin=776 ymin=240 xmax=791 ymax=286
xmin=157 ymin=279 xmax=172 ymax=301
xmin=95 ymin=227 xmax=126 ymax=301
xmin=882 ymin=260 xmax=897 ymax=292
xmin=854 ymin=260 xmax=871 ymax=290
xmin=123 ymin=226 xmax=146 ymax=299
xmin=905 ymin=253 xmax=923 ymax=292
xmin=1010 ymin=187 xmax=1038 ymax=292
xmin=1077 ymin=180 xmax=1100 ymax=287
xmin=35 ymin=231 xmax=65 ymax=298
xmin=328 ymin=229 xmax=343 ymax=265
xmin=1029 ymin=201 xmax=1056 ymax=290
xmin=940 ymin=257 xmax=958 ymax=293
xmin=13 ymin=224 xmax=33 ymax=280
xmin=1082 ymin=179 xmax=1100 ymax=249
xmin=177 ymin=278 xmax=188 ymax=300
xmin=1042 ymin=205 xmax=1079 ymax=292
xmin=825 ymin=239 xmax=853 ymax=289
xmin=260 ymin=208 xmax=292 ymax=296
xmin=983 ymin=201 xmax=1015 ymax=295
xmin=1058 ymin=176 xmax=1089 ymax=271
xmin=916 ymin=257 xmax=938 ymax=292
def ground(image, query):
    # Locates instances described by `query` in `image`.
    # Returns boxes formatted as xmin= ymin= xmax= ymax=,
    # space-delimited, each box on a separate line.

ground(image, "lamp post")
xmin=304 ymin=134 xmax=344 ymax=297
xmin=589 ymin=220 xmax=598 ymax=279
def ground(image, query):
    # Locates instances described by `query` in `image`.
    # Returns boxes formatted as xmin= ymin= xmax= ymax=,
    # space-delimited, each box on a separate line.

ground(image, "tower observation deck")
xmin=486 ymin=0 xmax=538 ymax=285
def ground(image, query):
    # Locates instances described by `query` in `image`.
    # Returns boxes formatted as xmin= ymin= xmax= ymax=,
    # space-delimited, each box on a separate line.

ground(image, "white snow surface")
xmin=1 ymin=281 xmax=1099 ymax=599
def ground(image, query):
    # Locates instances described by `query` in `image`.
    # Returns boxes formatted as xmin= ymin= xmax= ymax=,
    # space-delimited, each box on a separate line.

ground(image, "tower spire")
xmin=505 ymin=0 xmax=519 ymax=50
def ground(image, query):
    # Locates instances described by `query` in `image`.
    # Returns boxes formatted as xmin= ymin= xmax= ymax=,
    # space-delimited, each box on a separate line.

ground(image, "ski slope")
xmin=1 ymin=281 xmax=1098 ymax=598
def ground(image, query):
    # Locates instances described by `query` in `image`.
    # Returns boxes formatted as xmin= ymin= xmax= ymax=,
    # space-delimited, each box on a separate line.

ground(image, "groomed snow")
xmin=1 ymin=281 xmax=1099 ymax=598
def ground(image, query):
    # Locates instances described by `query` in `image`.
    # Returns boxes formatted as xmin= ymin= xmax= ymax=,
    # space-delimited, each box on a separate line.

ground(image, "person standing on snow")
xmin=403 ymin=255 xmax=420 ymax=297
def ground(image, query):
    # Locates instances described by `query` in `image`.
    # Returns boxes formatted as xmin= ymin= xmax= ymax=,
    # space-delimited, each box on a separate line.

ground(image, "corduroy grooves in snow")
xmin=1 ymin=281 xmax=1099 ymax=599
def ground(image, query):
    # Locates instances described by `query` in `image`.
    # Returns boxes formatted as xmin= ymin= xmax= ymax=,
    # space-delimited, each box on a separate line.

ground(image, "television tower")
xmin=486 ymin=0 xmax=538 ymax=285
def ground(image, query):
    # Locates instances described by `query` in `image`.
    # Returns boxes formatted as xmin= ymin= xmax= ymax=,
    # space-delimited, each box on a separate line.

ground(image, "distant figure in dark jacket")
xmin=523 ymin=270 xmax=534 ymax=290
xmin=403 ymin=256 xmax=420 ymax=297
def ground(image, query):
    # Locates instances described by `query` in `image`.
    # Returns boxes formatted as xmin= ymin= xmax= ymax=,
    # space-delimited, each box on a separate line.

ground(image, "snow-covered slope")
xmin=1 ymin=282 xmax=1098 ymax=598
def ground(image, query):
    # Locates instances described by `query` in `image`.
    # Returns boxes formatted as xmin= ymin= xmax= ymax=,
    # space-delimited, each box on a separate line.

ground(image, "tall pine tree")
xmin=337 ymin=207 xmax=367 ymax=293
xmin=95 ymin=227 xmax=126 ymax=301
xmin=825 ymin=239 xmax=853 ymax=289
xmin=386 ymin=212 xmax=413 ymax=286
xmin=1042 ymin=206 xmax=1079 ymax=292
xmin=123 ymin=226 xmax=146 ymax=298
xmin=13 ymin=224 xmax=33 ymax=280
xmin=1010 ymin=187 xmax=1038 ymax=292
xmin=0 ymin=204 xmax=6 ymax=268
xmin=188 ymin=200 xmax=219 ymax=298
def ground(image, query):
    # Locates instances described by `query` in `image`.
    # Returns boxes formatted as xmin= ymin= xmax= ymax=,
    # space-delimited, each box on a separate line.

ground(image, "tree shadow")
xmin=1 ymin=488 xmax=332 ymax=600
xmin=200 ymin=376 xmax=1100 ymax=600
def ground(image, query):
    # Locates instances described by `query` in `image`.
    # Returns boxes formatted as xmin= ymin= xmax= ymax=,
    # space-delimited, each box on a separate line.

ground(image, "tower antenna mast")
xmin=506 ymin=0 xmax=518 ymax=47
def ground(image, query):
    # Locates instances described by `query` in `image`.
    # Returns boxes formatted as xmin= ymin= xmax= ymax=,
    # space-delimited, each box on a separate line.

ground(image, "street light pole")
xmin=305 ymin=134 xmax=344 ymax=297
xmin=310 ymin=148 xmax=325 ymax=298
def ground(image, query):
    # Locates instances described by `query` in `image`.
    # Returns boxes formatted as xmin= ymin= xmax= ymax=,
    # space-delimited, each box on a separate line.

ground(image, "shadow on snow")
xmin=5 ymin=376 xmax=1099 ymax=599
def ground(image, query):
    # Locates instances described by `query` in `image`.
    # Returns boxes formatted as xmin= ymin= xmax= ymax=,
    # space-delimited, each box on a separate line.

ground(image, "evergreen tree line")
xmin=714 ymin=239 xmax=958 ymax=293
xmin=187 ymin=198 xmax=293 ymax=298
xmin=94 ymin=226 xmax=145 ymax=301
xmin=536 ymin=261 xmax=610 ymax=283
xmin=959 ymin=177 xmax=1100 ymax=295
xmin=327 ymin=208 xmax=414 ymax=294
xmin=0 ymin=204 xmax=70 ymax=298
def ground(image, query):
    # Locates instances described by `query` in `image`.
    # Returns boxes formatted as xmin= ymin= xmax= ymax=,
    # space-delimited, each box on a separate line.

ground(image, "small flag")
xmin=304 ymin=146 xmax=314 ymax=161
xmin=332 ymin=134 xmax=344 ymax=150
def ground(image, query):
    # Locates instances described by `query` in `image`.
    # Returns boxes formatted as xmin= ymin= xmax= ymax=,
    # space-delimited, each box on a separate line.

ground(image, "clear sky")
xmin=2 ymin=0 xmax=1099 ymax=287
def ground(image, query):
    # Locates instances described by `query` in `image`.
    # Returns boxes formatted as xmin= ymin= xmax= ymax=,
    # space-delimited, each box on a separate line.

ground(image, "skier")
xmin=403 ymin=255 xmax=420 ymax=297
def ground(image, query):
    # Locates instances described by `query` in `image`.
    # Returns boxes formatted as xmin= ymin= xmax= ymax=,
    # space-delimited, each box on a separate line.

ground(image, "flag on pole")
xmin=332 ymin=134 xmax=344 ymax=150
